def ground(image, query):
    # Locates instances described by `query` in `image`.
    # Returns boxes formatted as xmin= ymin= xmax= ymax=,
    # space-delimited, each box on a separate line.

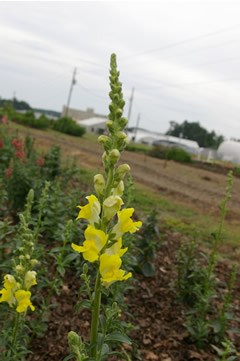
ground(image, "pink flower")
xmin=1 ymin=115 xmax=7 ymax=124
xmin=6 ymin=167 xmax=12 ymax=179
xmin=0 ymin=138 xmax=4 ymax=149
xmin=37 ymin=158 xmax=45 ymax=166
xmin=16 ymin=150 xmax=24 ymax=160
xmin=12 ymin=138 xmax=23 ymax=150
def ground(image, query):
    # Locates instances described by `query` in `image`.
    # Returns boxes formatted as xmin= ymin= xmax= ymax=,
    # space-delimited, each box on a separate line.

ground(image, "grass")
xmin=132 ymin=182 xmax=240 ymax=252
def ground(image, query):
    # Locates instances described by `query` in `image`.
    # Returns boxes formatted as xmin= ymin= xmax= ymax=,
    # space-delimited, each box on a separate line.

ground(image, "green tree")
xmin=166 ymin=120 xmax=224 ymax=148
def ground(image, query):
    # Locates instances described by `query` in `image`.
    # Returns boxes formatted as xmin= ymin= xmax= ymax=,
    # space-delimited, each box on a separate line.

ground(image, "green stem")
xmin=90 ymin=271 xmax=102 ymax=358
xmin=12 ymin=312 xmax=20 ymax=350
xmin=105 ymin=166 xmax=114 ymax=198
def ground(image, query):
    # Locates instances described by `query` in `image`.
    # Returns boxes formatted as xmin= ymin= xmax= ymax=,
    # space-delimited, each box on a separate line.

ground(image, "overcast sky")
xmin=1 ymin=1 xmax=240 ymax=139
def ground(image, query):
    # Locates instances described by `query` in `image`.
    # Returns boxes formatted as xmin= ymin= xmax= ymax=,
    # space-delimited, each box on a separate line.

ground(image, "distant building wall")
xmin=76 ymin=117 xmax=107 ymax=134
xmin=62 ymin=106 xmax=107 ymax=122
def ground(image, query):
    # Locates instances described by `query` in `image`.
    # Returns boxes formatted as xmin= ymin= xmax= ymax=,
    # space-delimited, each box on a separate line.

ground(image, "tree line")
xmin=166 ymin=120 xmax=224 ymax=149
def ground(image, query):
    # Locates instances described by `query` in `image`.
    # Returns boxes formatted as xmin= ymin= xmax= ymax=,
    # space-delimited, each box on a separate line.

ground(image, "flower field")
xmin=0 ymin=55 xmax=240 ymax=361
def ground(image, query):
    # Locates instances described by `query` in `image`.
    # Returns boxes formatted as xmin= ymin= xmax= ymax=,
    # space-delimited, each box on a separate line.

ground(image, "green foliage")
xmin=0 ymin=97 xmax=31 ymax=110
xmin=13 ymin=110 xmax=50 ymax=129
xmin=167 ymin=147 xmax=192 ymax=162
xmin=148 ymin=145 xmax=192 ymax=163
xmin=134 ymin=208 xmax=160 ymax=277
xmin=166 ymin=120 xmax=224 ymax=148
xmin=176 ymin=172 xmax=239 ymax=348
xmin=148 ymin=145 xmax=169 ymax=159
xmin=53 ymin=116 xmax=86 ymax=137
xmin=125 ymin=143 xmax=149 ymax=154
xmin=212 ymin=339 xmax=237 ymax=361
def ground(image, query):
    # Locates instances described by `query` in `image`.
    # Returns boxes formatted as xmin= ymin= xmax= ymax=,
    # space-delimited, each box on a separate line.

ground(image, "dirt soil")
xmin=13 ymin=124 xmax=240 ymax=222
xmin=27 ymin=229 xmax=240 ymax=361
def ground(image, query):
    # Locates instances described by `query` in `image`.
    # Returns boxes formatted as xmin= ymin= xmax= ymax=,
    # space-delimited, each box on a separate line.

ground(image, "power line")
xmin=122 ymin=23 xmax=240 ymax=60
xmin=75 ymin=83 xmax=108 ymax=100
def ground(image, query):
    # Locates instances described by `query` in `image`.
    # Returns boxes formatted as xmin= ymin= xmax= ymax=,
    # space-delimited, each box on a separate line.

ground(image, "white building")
xmin=77 ymin=117 xmax=107 ymax=134
xmin=127 ymin=128 xmax=199 ymax=154
xmin=217 ymin=140 xmax=240 ymax=164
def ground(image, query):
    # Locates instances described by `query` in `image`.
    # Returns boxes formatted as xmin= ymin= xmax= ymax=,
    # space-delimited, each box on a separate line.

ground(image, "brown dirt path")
xmin=11 ymin=124 xmax=240 ymax=221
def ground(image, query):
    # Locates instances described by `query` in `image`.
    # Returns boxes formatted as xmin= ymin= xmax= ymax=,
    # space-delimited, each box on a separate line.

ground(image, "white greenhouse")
xmin=217 ymin=140 xmax=240 ymax=164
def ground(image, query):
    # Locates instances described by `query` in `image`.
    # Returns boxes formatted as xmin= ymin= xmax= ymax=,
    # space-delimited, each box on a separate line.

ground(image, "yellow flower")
xmin=0 ymin=274 xmax=19 ymax=307
xmin=105 ymin=238 xmax=128 ymax=257
xmin=72 ymin=225 xmax=107 ymax=262
xmin=99 ymin=254 xmax=132 ymax=287
xmin=103 ymin=195 xmax=123 ymax=221
xmin=24 ymin=271 xmax=37 ymax=290
xmin=15 ymin=290 xmax=35 ymax=313
xmin=76 ymin=195 xmax=101 ymax=226
xmin=112 ymin=208 xmax=142 ymax=239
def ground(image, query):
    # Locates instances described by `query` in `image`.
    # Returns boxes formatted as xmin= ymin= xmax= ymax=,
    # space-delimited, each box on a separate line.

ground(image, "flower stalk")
xmin=68 ymin=54 xmax=142 ymax=360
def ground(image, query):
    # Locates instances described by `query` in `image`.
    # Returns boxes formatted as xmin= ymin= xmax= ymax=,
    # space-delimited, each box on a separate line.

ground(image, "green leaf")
xmin=142 ymin=262 xmax=155 ymax=277
xmin=57 ymin=265 xmax=65 ymax=277
xmin=105 ymin=332 xmax=132 ymax=345
xmin=99 ymin=314 xmax=106 ymax=333
xmin=101 ymin=351 xmax=129 ymax=360
xmin=101 ymin=343 xmax=110 ymax=355
xmin=211 ymin=320 xmax=222 ymax=333
xmin=64 ymin=253 xmax=79 ymax=263
xmin=63 ymin=354 xmax=76 ymax=361
xmin=75 ymin=299 xmax=92 ymax=312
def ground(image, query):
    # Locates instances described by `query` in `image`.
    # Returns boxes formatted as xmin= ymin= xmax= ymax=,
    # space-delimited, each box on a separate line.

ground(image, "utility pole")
xmin=65 ymin=67 xmax=77 ymax=117
xmin=134 ymin=113 xmax=140 ymax=142
xmin=127 ymin=87 xmax=135 ymax=123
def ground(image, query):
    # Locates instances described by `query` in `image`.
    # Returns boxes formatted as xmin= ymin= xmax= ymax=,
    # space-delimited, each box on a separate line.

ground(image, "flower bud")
xmin=117 ymin=131 xmax=127 ymax=140
xmin=25 ymin=254 xmax=30 ymax=260
xmin=83 ymin=263 xmax=88 ymax=274
xmin=94 ymin=174 xmax=105 ymax=196
xmin=115 ymin=164 xmax=130 ymax=181
xmin=27 ymin=189 xmax=34 ymax=204
xmin=123 ymin=137 xmax=130 ymax=145
xmin=68 ymin=331 xmax=82 ymax=352
xmin=109 ymin=103 xmax=115 ymax=113
xmin=111 ymin=180 xmax=124 ymax=197
xmin=30 ymin=259 xmax=38 ymax=266
xmin=109 ymin=149 xmax=120 ymax=164
xmin=25 ymin=270 xmax=37 ymax=290
xmin=15 ymin=265 xmax=24 ymax=274
xmin=19 ymin=247 xmax=24 ymax=253
xmin=116 ymin=108 xmax=123 ymax=119
xmin=19 ymin=255 xmax=25 ymax=261
xmin=98 ymin=135 xmax=109 ymax=144
xmin=106 ymin=120 xmax=114 ymax=133
xmin=118 ymin=117 xmax=128 ymax=130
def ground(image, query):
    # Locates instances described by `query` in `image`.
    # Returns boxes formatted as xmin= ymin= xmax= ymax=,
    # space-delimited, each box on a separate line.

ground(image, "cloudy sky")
xmin=1 ymin=1 xmax=240 ymax=139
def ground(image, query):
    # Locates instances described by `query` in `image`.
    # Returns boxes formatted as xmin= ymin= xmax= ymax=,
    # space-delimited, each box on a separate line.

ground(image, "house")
xmin=76 ymin=117 xmax=107 ymax=134
xmin=61 ymin=106 xmax=107 ymax=122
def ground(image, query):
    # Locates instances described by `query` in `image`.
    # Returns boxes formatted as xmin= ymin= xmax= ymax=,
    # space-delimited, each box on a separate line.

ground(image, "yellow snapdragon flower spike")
xmin=15 ymin=290 xmax=35 ymax=313
xmin=24 ymin=271 xmax=37 ymax=290
xmin=76 ymin=195 xmax=101 ymax=226
xmin=112 ymin=208 xmax=142 ymax=240
xmin=103 ymin=195 xmax=123 ymax=220
xmin=99 ymin=254 xmax=132 ymax=287
xmin=105 ymin=238 xmax=128 ymax=257
xmin=72 ymin=225 xmax=107 ymax=262
xmin=0 ymin=274 xmax=19 ymax=307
